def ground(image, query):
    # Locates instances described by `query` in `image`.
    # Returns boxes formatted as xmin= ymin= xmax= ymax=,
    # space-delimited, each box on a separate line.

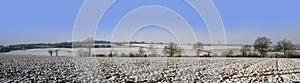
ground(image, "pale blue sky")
xmin=0 ymin=0 xmax=299 ymax=45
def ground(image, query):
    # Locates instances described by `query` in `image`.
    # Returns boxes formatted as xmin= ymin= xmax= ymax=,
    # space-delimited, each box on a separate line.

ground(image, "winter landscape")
xmin=1 ymin=55 xmax=300 ymax=82
xmin=1 ymin=0 xmax=300 ymax=82
xmin=1 ymin=38 xmax=300 ymax=82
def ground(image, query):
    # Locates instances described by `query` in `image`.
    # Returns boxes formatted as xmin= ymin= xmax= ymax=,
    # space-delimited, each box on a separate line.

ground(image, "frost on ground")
xmin=1 ymin=55 xmax=300 ymax=82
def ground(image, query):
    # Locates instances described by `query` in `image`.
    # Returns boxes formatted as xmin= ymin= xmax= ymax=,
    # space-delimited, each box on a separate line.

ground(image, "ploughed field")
xmin=1 ymin=55 xmax=300 ymax=82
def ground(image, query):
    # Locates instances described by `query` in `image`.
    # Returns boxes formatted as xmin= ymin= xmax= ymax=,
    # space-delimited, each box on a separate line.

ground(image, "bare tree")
xmin=120 ymin=53 xmax=126 ymax=57
xmin=54 ymin=49 xmax=59 ymax=56
xmin=227 ymin=50 xmax=234 ymax=56
xmin=148 ymin=45 xmax=157 ymax=57
xmin=254 ymin=36 xmax=272 ymax=56
xmin=48 ymin=50 xmax=53 ymax=56
xmin=138 ymin=47 xmax=146 ymax=57
xmin=275 ymin=39 xmax=294 ymax=55
xmin=108 ymin=50 xmax=113 ymax=57
xmin=83 ymin=37 xmax=94 ymax=57
xmin=162 ymin=42 xmax=183 ymax=57
xmin=222 ymin=50 xmax=233 ymax=57
xmin=240 ymin=45 xmax=251 ymax=56
xmin=162 ymin=46 xmax=168 ymax=56
xmin=193 ymin=42 xmax=204 ymax=56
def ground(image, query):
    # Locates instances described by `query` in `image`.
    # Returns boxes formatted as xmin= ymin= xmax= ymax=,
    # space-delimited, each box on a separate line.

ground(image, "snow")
xmin=3 ymin=44 xmax=242 ymax=56
xmin=4 ymin=48 xmax=74 ymax=56
xmin=1 ymin=55 xmax=300 ymax=82
xmin=3 ymin=44 xmax=298 ymax=57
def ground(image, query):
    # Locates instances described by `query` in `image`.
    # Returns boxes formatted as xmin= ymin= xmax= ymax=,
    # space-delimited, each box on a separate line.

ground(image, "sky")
xmin=0 ymin=0 xmax=300 ymax=45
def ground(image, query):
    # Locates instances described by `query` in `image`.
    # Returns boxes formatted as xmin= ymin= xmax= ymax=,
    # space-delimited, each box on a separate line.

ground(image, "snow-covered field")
xmin=4 ymin=48 xmax=75 ymax=56
xmin=4 ymin=44 xmax=242 ymax=56
xmin=1 ymin=55 xmax=300 ymax=82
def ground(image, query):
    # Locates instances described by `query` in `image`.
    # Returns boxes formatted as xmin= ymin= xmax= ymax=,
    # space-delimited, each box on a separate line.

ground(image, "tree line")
xmin=0 ymin=42 xmax=72 ymax=53
xmin=99 ymin=36 xmax=299 ymax=58
xmin=239 ymin=36 xmax=298 ymax=58
xmin=1 ymin=36 xmax=299 ymax=58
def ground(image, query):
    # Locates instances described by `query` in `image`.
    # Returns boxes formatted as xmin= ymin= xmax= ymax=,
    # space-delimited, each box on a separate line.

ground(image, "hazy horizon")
xmin=1 ymin=0 xmax=300 ymax=45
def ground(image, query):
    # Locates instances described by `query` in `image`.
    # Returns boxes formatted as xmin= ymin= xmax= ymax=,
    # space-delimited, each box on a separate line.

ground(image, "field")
xmin=1 ymin=55 xmax=300 ymax=82
xmin=4 ymin=44 xmax=243 ymax=57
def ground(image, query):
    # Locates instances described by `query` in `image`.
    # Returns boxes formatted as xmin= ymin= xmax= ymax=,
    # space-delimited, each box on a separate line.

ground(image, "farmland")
xmin=4 ymin=44 xmax=243 ymax=57
xmin=1 ymin=55 xmax=300 ymax=82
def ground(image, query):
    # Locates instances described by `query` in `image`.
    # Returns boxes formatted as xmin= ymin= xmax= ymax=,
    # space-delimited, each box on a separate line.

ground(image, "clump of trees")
xmin=48 ymin=49 xmax=59 ymax=56
xmin=254 ymin=36 xmax=272 ymax=57
xmin=226 ymin=50 xmax=234 ymax=57
xmin=221 ymin=50 xmax=234 ymax=57
xmin=127 ymin=45 xmax=158 ymax=57
xmin=127 ymin=48 xmax=147 ymax=57
xmin=162 ymin=42 xmax=184 ymax=57
xmin=193 ymin=42 xmax=204 ymax=56
xmin=48 ymin=50 xmax=53 ymax=56
xmin=240 ymin=45 xmax=251 ymax=56
xmin=0 ymin=42 xmax=72 ymax=53
xmin=129 ymin=53 xmax=135 ymax=57
xmin=108 ymin=49 xmax=118 ymax=57
xmin=236 ymin=36 xmax=298 ymax=58
xmin=54 ymin=50 xmax=59 ymax=56
xmin=137 ymin=47 xmax=146 ymax=57
xmin=148 ymin=45 xmax=158 ymax=57
xmin=275 ymin=39 xmax=294 ymax=55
